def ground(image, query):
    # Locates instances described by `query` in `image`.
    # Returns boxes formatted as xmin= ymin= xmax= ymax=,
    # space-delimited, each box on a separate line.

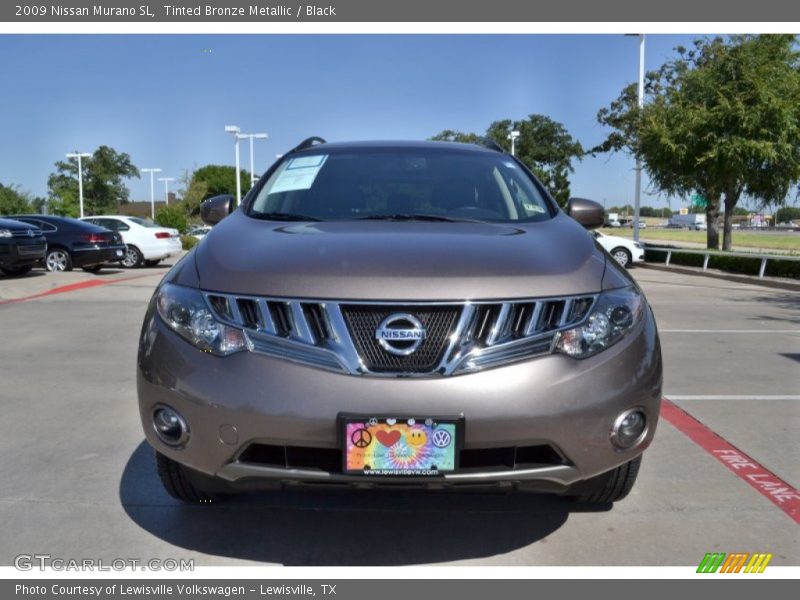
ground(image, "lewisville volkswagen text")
xmin=138 ymin=139 xmax=662 ymax=504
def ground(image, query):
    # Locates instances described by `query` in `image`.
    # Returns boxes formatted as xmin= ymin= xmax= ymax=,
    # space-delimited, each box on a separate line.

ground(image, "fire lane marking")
xmin=0 ymin=273 xmax=158 ymax=306
xmin=661 ymin=398 xmax=800 ymax=525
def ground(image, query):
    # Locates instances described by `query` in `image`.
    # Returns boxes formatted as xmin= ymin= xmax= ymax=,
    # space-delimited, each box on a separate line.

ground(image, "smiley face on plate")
xmin=406 ymin=428 xmax=428 ymax=447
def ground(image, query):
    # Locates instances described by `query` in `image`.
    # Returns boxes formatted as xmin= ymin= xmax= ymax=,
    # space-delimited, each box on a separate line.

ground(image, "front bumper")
xmin=137 ymin=303 xmax=662 ymax=491
xmin=0 ymin=239 xmax=47 ymax=268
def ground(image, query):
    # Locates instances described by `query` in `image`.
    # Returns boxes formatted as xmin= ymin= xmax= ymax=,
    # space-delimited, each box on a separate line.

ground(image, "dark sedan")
xmin=0 ymin=217 xmax=47 ymax=276
xmin=7 ymin=215 xmax=126 ymax=273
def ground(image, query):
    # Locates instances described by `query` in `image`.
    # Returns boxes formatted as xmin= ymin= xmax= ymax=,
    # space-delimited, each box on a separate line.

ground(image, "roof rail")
xmin=290 ymin=136 xmax=328 ymax=153
xmin=475 ymin=137 xmax=506 ymax=153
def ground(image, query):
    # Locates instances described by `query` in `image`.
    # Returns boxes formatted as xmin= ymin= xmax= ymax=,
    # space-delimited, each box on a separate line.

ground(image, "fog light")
xmin=152 ymin=405 xmax=190 ymax=447
xmin=611 ymin=409 xmax=647 ymax=449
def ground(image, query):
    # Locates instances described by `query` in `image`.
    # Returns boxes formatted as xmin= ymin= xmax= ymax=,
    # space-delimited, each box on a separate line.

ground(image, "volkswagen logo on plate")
xmin=375 ymin=313 xmax=426 ymax=356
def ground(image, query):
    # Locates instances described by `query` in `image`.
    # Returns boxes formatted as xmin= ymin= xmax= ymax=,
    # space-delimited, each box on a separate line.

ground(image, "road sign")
xmin=691 ymin=193 xmax=707 ymax=208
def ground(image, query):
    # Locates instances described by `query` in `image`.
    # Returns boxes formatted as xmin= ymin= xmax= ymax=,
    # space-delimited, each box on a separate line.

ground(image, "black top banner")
xmin=3 ymin=0 xmax=799 ymax=22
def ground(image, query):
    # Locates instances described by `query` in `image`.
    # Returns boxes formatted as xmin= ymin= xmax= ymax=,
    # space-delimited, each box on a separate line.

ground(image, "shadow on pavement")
xmin=120 ymin=441 xmax=599 ymax=565
xmin=0 ymin=270 xmax=46 ymax=281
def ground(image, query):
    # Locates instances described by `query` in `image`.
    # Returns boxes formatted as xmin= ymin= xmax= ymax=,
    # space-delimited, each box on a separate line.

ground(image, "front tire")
xmin=570 ymin=455 xmax=642 ymax=504
xmin=45 ymin=248 xmax=73 ymax=272
xmin=610 ymin=247 xmax=632 ymax=268
xmin=121 ymin=245 xmax=143 ymax=268
xmin=155 ymin=451 xmax=215 ymax=503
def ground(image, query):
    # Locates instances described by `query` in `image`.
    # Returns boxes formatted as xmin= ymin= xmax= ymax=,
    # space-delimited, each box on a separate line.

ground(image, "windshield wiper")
xmin=251 ymin=212 xmax=322 ymax=222
xmin=355 ymin=213 xmax=478 ymax=223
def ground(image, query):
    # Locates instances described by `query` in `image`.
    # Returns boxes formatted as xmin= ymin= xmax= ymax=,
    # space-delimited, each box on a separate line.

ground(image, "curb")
xmin=639 ymin=263 xmax=800 ymax=292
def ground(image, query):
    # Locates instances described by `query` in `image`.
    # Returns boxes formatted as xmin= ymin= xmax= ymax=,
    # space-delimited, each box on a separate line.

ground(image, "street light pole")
xmin=225 ymin=125 xmax=242 ymax=205
xmin=158 ymin=177 xmax=176 ymax=205
xmin=238 ymin=132 xmax=269 ymax=188
xmin=508 ymin=130 xmax=520 ymax=157
xmin=141 ymin=168 xmax=162 ymax=219
xmin=633 ymin=34 xmax=645 ymax=243
xmin=66 ymin=151 xmax=91 ymax=218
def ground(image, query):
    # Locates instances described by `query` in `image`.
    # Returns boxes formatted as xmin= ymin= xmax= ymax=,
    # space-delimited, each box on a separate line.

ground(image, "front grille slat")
xmin=268 ymin=302 xmax=293 ymax=337
xmin=236 ymin=299 xmax=261 ymax=329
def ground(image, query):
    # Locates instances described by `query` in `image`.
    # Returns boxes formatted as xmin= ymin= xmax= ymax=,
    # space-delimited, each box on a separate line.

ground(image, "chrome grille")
xmin=11 ymin=228 xmax=42 ymax=238
xmin=203 ymin=292 xmax=597 ymax=377
xmin=342 ymin=305 xmax=460 ymax=373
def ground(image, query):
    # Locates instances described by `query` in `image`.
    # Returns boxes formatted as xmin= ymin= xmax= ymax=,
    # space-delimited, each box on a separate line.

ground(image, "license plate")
xmin=340 ymin=415 xmax=461 ymax=476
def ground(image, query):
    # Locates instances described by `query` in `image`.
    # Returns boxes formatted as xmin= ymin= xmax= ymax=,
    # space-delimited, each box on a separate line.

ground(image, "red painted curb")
xmin=661 ymin=398 xmax=800 ymax=524
xmin=0 ymin=273 xmax=157 ymax=306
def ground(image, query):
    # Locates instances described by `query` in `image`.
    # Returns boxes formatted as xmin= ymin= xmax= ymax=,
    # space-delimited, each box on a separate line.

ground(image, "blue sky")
xmin=0 ymin=34 xmax=718 ymax=208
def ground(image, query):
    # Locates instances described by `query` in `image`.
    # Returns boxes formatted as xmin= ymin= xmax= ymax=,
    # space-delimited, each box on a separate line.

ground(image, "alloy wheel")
xmin=46 ymin=250 xmax=69 ymax=271
xmin=613 ymin=249 xmax=630 ymax=267
xmin=122 ymin=247 xmax=139 ymax=268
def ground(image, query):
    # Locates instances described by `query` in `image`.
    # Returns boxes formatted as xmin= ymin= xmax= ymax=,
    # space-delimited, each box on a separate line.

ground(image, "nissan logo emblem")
xmin=375 ymin=313 xmax=426 ymax=356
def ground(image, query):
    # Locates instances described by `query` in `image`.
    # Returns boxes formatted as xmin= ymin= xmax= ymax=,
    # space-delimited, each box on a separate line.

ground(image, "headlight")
xmin=554 ymin=286 xmax=644 ymax=359
xmin=156 ymin=283 xmax=251 ymax=356
xmin=0 ymin=229 xmax=12 ymax=238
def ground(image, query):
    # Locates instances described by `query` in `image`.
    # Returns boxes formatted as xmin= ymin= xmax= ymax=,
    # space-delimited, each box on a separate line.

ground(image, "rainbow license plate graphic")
xmin=343 ymin=416 xmax=459 ymax=476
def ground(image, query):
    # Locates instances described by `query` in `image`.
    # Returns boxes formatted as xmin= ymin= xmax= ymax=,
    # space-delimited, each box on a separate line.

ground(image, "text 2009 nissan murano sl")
xmin=138 ymin=138 xmax=662 ymax=504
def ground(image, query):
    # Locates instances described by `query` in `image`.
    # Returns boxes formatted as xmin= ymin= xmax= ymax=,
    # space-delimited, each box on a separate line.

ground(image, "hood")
xmin=194 ymin=210 xmax=606 ymax=301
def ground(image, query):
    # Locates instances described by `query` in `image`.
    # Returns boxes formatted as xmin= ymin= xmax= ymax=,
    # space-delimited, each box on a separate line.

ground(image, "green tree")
xmin=0 ymin=183 xmax=33 ymax=214
xmin=775 ymin=205 xmax=800 ymax=223
xmin=430 ymin=129 xmax=484 ymax=144
xmin=595 ymin=35 xmax=800 ymax=250
xmin=155 ymin=203 xmax=189 ymax=233
xmin=177 ymin=169 xmax=209 ymax=217
xmin=47 ymin=146 xmax=139 ymax=217
xmin=190 ymin=165 xmax=252 ymax=200
xmin=484 ymin=116 xmax=584 ymax=207
xmin=432 ymin=115 xmax=584 ymax=208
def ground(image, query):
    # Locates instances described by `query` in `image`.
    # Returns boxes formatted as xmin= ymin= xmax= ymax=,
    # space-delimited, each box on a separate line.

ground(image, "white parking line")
xmin=667 ymin=395 xmax=800 ymax=401
xmin=660 ymin=329 xmax=800 ymax=333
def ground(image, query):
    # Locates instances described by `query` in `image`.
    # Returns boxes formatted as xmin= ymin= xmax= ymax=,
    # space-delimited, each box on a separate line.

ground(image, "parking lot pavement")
xmin=633 ymin=269 xmax=800 ymax=492
xmin=0 ymin=263 xmax=797 ymax=566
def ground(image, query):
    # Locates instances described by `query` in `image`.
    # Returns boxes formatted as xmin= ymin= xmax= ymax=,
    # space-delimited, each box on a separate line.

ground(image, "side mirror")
xmin=567 ymin=197 xmax=605 ymax=229
xmin=200 ymin=195 xmax=235 ymax=225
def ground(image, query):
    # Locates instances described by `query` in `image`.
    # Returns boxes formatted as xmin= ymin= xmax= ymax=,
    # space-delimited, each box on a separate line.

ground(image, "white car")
xmin=591 ymin=230 xmax=645 ymax=268
xmin=81 ymin=215 xmax=182 ymax=268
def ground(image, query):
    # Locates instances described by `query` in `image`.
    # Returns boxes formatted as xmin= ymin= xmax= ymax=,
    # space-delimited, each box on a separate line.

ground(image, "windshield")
xmin=249 ymin=149 xmax=554 ymax=223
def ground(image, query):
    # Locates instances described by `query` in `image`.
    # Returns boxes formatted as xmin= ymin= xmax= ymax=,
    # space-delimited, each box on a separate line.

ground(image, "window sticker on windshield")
xmin=523 ymin=203 xmax=545 ymax=213
xmin=270 ymin=155 xmax=328 ymax=193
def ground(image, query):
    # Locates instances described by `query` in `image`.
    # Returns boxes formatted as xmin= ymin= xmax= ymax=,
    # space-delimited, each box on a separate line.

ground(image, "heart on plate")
xmin=386 ymin=418 xmax=397 ymax=425
xmin=376 ymin=429 xmax=401 ymax=447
